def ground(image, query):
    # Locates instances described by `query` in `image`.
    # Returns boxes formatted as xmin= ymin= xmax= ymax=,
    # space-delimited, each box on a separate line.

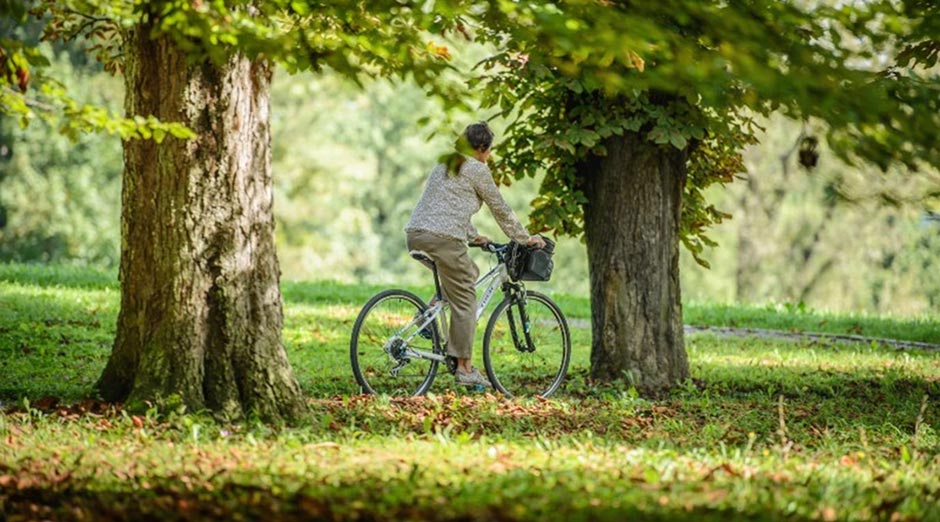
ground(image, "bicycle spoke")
xmin=483 ymin=291 xmax=570 ymax=397
xmin=350 ymin=290 xmax=441 ymax=396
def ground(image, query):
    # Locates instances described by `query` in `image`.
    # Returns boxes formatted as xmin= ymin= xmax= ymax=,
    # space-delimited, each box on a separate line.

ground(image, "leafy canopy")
xmin=1 ymin=0 xmax=465 ymax=137
xmin=4 ymin=0 xmax=938 ymax=262
xmin=450 ymin=1 xmax=940 ymax=263
xmin=0 ymin=1 xmax=195 ymax=139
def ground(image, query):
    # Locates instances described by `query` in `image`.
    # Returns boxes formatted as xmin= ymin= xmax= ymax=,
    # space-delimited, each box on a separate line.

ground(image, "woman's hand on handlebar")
xmin=469 ymin=236 xmax=504 ymax=254
xmin=526 ymin=235 xmax=546 ymax=249
xmin=470 ymin=235 xmax=490 ymax=247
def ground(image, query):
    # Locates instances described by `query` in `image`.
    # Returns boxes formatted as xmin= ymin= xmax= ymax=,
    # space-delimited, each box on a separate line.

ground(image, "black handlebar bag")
xmin=507 ymin=236 xmax=555 ymax=282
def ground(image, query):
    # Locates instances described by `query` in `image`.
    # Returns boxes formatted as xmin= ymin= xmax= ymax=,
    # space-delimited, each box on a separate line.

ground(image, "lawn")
xmin=1 ymin=263 xmax=939 ymax=520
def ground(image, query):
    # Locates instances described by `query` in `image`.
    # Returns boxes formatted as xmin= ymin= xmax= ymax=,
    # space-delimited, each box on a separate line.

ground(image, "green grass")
xmin=2 ymin=262 xmax=940 ymax=520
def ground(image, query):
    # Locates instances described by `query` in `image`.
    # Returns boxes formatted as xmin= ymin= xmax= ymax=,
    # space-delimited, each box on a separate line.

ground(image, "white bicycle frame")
xmin=389 ymin=261 xmax=513 ymax=364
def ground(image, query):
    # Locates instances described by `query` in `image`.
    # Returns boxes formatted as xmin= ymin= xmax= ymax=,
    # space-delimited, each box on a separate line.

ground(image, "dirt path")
xmin=567 ymin=318 xmax=940 ymax=351
xmin=684 ymin=325 xmax=940 ymax=351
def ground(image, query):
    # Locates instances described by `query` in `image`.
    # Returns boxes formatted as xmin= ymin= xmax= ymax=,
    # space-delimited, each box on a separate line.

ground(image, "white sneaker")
xmin=455 ymin=367 xmax=491 ymax=388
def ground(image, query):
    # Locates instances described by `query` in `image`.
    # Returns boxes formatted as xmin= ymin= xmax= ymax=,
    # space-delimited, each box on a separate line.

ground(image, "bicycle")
xmin=349 ymin=242 xmax=571 ymax=398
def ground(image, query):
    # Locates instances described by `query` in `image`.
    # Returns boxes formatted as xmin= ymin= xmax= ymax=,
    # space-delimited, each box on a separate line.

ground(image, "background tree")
xmin=274 ymin=77 xmax=449 ymax=282
xmin=0 ymin=17 xmax=123 ymax=266
xmin=466 ymin=0 xmax=940 ymax=392
xmin=721 ymin=116 xmax=940 ymax=310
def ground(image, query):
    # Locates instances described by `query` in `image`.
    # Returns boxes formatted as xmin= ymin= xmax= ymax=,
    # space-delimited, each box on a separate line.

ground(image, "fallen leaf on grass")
xmin=703 ymin=463 xmax=739 ymax=480
xmin=33 ymin=396 xmax=60 ymax=411
xmin=706 ymin=489 xmax=729 ymax=503
xmin=839 ymin=454 xmax=858 ymax=467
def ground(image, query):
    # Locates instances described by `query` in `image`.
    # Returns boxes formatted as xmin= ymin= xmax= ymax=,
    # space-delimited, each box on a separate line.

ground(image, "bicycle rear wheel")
xmin=482 ymin=290 xmax=571 ymax=398
xmin=350 ymin=289 xmax=441 ymax=396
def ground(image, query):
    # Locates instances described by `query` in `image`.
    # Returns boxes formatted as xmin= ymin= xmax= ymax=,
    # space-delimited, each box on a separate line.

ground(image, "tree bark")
xmin=581 ymin=133 xmax=689 ymax=393
xmin=96 ymin=22 xmax=305 ymax=421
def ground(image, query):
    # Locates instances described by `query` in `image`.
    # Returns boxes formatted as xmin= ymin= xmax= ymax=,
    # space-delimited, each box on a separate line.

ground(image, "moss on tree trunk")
xmin=96 ymin=22 xmax=305 ymax=422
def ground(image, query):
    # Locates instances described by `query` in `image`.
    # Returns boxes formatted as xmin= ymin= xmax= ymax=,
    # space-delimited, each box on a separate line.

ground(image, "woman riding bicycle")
xmin=405 ymin=121 xmax=546 ymax=388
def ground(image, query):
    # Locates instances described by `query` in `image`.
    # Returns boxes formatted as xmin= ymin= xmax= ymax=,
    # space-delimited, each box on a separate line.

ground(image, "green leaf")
xmin=168 ymin=125 xmax=196 ymax=139
xmin=643 ymin=468 xmax=661 ymax=484
xmin=649 ymin=130 xmax=669 ymax=145
xmin=624 ymin=117 xmax=644 ymax=132
xmin=580 ymin=130 xmax=600 ymax=148
xmin=669 ymin=133 xmax=687 ymax=150
xmin=290 ymin=1 xmax=310 ymax=15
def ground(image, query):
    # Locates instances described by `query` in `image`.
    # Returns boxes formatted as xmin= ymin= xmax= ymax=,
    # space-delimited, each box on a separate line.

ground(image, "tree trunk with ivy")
xmin=95 ymin=22 xmax=305 ymax=421
xmin=581 ymin=133 xmax=690 ymax=393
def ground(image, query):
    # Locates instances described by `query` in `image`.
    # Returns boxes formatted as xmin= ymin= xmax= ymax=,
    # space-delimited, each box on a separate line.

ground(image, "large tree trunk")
xmin=96 ymin=22 xmax=305 ymax=421
xmin=581 ymin=133 xmax=689 ymax=393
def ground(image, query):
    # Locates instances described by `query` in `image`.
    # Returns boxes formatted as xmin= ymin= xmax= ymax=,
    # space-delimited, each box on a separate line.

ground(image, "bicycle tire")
xmin=482 ymin=290 xmax=571 ymax=398
xmin=350 ymin=289 xmax=442 ymax=396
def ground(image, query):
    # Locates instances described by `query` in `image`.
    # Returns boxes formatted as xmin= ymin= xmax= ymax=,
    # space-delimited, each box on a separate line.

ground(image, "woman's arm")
xmin=467 ymin=223 xmax=481 ymax=243
xmin=470 ymin=162 xmax=531 ymax=243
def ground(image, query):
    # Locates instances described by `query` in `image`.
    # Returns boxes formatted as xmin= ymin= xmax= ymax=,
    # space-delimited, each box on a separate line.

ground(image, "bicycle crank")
xmin=390 ymin=358 xmax=410 ymax=377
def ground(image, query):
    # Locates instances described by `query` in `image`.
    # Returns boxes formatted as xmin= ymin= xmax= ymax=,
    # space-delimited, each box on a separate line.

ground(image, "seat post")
xmin=410 ymin=250 xmax=444 ymax=303
xmin=431 ymin=264 xmax=444 ymax=302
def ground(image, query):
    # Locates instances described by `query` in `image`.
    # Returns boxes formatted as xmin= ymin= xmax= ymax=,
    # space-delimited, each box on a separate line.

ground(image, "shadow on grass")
xmin=0 ymin=475 xmax=818 ymax=522
xmin=667 ymin=360 xmax=940 ymax=449
xmin=297 ymin=361 xmax=940 ymax=455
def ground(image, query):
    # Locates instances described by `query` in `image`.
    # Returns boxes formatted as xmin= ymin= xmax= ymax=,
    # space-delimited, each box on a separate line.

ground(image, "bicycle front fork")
xmin=504 ymin=284 xmax=536 ymax=353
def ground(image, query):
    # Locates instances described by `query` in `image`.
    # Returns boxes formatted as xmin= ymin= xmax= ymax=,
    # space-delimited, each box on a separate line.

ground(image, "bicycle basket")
xmin=507 ymin=236 xmax=555 ymax=282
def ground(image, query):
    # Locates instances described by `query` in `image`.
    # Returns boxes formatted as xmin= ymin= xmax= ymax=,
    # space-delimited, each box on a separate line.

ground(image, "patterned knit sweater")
xmin=405 ymin=157 xmax=531 ymax=244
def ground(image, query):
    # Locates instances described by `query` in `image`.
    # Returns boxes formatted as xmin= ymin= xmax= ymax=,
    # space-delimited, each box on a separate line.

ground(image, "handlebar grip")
xmin=468 ymin=242 xmax=505 ymax=253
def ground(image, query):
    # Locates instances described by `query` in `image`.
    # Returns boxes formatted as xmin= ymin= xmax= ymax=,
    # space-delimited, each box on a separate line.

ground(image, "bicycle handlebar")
xmin=469 ymin=241 xmax=508 ymax=254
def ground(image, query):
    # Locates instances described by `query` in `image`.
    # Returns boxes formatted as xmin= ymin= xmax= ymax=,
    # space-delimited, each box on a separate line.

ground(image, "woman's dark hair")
xmin=440 ymin=122 xmax=495 ymax=176
xmin=465 ymin=121 xmax=494 ymax=152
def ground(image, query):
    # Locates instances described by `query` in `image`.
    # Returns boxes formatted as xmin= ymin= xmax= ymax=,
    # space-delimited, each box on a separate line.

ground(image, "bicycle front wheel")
xmin=483 ymin=290 xmax=571 ymax=398
xmin=350 ymin=289 xmax=441 ymax=396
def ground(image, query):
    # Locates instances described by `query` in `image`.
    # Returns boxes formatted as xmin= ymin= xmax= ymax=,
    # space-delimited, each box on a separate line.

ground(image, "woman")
xmin=405 ymin=122 xmax=546 ymax=387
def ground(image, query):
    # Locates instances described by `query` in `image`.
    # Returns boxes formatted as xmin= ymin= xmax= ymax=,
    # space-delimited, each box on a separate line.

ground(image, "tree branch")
xmin=60 ymin=8 xmax=110 ymax=24
xmin=779 ymin=122 xmax=807 ymax=181
xmin=2 ymin=87 xmax=57 ymax=112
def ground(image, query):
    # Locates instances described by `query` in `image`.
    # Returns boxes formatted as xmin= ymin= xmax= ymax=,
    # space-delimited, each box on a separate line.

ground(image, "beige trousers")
xmin=406 ymin=230 xmax=479 ymax=359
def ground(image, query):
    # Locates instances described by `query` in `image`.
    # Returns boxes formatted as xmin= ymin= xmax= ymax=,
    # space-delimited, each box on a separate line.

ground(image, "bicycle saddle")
xmin=409 ymin=250 xmax=435 ymax=269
